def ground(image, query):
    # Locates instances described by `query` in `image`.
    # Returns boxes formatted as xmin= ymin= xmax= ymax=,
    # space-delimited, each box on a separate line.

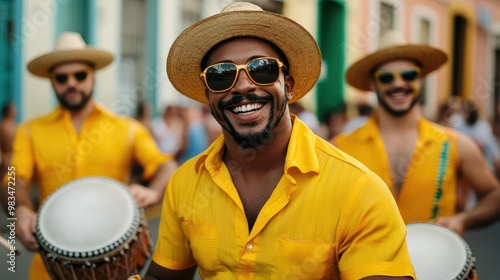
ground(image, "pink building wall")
xmin=347 ymin=0 xmax=500 ymax=123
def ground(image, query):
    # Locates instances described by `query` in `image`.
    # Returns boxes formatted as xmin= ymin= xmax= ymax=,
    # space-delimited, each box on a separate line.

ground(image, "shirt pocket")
xmin=274 ymin=238 xmax=336 ymax=280
xmin=181 ymin=221 xmax=223 ymax=272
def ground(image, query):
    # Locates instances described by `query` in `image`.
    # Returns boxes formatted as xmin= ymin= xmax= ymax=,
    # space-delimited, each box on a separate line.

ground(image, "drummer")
xmin=333 ymin=31 xmax=500 ymax=236
xmin=0 ymin=32 xmax=177 ymax=280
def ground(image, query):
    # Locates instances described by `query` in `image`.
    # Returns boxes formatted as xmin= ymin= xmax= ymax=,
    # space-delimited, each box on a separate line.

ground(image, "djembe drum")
xmin=35 ymin=177 xmax=152 ymax=279
xmin=406 ymin=223 xmax=477 ymax=280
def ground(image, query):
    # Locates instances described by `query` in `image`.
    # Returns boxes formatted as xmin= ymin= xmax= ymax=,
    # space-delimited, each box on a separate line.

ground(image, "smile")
xmin=231 ymin=103 xmax=264 ymax=114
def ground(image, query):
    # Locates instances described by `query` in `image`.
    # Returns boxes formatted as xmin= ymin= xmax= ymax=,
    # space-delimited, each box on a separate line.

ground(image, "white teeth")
xmin=232 ymin=103 xmax=263 ymax=113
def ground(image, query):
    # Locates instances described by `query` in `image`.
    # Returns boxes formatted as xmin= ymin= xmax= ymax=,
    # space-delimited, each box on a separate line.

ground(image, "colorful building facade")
xmin=2 ymin=0 xmax=500 ymax=130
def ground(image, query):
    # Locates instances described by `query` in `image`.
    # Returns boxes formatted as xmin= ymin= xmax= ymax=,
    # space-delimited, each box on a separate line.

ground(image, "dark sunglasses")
xmin=374 ymin=68 xmax=420 ymax=85
xmin=200 ymin=57 xmax=287 ymax=92
xmin=53 ymin=71 xmax=89 ymax=84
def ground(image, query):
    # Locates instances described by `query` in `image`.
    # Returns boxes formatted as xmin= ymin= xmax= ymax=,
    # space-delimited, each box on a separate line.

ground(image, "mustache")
xmin=218 ymin=93 xmax=272 ymax=109
xmin=61 ymin=88 xmax=83 ymax=96
xmin=386 ymin=87 xmax=412 ymax=95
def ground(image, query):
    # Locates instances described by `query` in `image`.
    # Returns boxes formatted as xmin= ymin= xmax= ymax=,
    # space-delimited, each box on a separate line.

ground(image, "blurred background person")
xmin=151 ymin=105 xmax=187 ymax=161
xmin=135 ymin=100 xmax=154 ymax=136
xmin=451 ymin=99 xmax=500 ymax=210
xmin=342 ymin=103 xmax=374 ymax=133
xmin=178 ymin=106 xmax=209 ymax=164
xmin=289 ymin=102 xmax=322 ymax=136
xmin=453 ymin=99 xmax=500 ymax=176
xmin=323 ymin=103 xmax=348 ymax=139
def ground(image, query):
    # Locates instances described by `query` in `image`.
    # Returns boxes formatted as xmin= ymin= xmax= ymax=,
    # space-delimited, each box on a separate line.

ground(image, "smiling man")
xmin=139 ymin=2 xmax=416 ymax=280
xmin=334 ymin=31 xmax=500 ymax=236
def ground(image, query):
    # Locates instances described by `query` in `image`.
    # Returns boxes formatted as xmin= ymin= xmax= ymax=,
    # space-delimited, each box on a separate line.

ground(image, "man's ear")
xmin=285 ymin=75 xmax=295 ymax=101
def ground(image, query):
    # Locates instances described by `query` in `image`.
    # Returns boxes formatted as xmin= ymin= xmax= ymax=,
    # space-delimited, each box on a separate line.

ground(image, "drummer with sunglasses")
xmin=1 ymin=32 xmax=178 ymax=280
xmin=334 ymin=31 xmax=500 ymax=236
xmin=137 ymin=2 xmax=416 ymax=280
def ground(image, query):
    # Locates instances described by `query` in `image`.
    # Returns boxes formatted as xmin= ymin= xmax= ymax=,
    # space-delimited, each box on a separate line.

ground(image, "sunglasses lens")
xmin=248 ymin=58 xmax=280 ymax=84
xmin=205 ymin=64 xmax=237 ymax=91
xmin=74 ymin=71 xmax=88 ymax=81
xmin=55 ymin=74 xmax=68 ymax=84
xmin=401 ymin=70 xmax=419 ymax=82
xmin=377 ymin=73 xmax=394 ymax=84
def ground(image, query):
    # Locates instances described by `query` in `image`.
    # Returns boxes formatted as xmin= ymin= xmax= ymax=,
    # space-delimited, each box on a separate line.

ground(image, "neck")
xmin=68 ymin=100 xmax=95 ymax=132
xmin=223 ymin=115 xmax=292 ymax=171
xmin=376 ymin=104 xmax=421 ymax=131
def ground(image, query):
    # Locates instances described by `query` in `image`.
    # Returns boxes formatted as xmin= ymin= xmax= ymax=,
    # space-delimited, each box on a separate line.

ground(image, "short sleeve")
xmin=339 ymin=173 xmax=415 ymax=279
xmin=131 ymin=121 xmax=172 ymax=179
xmin=5 ymin=124 xmax=35 ymax=185
xmin=152 ymin=176 xmax=197 ymax=269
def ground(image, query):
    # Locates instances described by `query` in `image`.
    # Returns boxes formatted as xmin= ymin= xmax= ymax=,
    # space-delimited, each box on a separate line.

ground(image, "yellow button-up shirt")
xmin=334 ymin=117 xmax=459 ymax=223
xmin=11 ymin=103 xmax=171 ymax=280
xmin=153 ymin=117 xmax=415 ymax=279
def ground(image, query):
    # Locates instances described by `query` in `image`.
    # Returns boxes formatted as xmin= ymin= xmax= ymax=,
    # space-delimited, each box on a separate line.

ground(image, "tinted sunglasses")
xmin=53 ymin=71 xmax=89 ymax=84
xmin=374 ymin=68 xmax=420 ymax=85
xmin=200 ymin=57 xmax=287 ymax=92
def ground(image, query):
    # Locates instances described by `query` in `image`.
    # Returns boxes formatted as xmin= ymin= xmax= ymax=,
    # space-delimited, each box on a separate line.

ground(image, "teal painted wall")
xmin=56 ymin=0 xmax=92 ymax=42
xmin=0 ymin=0 xmax=21 ymax=121
xmin=317 ymin=0 xmax=346 ymax=122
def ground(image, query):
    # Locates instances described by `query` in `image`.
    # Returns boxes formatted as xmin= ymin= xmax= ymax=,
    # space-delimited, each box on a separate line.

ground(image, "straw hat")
xmin=27 ymin=32 xmax=114 ymax=77
xmin=167 ymin=2 xmax=322 ymax=104
xmin=346 ymin=31 xmax=448 ymax=91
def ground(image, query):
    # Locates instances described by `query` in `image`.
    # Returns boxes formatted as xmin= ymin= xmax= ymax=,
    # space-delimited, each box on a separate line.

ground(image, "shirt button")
xmin=246 ymin=243 xmax=253 ymax=250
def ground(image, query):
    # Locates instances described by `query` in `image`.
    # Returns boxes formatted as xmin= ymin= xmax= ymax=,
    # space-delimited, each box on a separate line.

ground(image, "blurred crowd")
xmin=134 ymin=102 xmax=222 ymax=164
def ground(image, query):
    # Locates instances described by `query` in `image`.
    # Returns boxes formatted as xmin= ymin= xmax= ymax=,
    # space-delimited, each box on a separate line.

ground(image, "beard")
xmin=376 ymin=87 xmax=420 ymax=117
xmin=56 ymin=89 xmax=93 ymax=111
xmin=211 ymin=91 xmax=289 ymax=149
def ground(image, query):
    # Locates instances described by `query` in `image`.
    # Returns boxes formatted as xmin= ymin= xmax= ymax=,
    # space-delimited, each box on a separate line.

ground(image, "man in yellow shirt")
xmin=1 ymin=32 xmax=177 ymax=280
xmin=334 ymin=31 xmax=500 ymax=236
xmin=138 ymin=2 xmax=415 ymax=279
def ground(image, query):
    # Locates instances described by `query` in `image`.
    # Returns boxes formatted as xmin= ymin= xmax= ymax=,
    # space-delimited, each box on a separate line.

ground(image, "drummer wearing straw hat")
xmin=1 ymin=32 xmax=178 ymax=280
xmin=334 ymin=31 xmax=500 ymax=235
xmin=137 ymin=2 xmax=415 ymax=279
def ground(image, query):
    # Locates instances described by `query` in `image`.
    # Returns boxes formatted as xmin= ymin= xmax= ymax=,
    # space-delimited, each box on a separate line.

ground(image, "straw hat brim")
xmin=346 ymin=45 xmax=448 ymax=91
xmin=28 ymin=48 xmax=114 ymax=77
xmin=167 ymin=10 xmax=322 ymax=104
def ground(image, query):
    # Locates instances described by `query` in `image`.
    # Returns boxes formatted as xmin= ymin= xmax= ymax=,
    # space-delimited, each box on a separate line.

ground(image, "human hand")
xmin=435 ymin=214 xmax=466 ymax=237
xmin=16 ymin=205 xmax=38 ymax=252
xmin=129 ymin=184 xmax=162 ymax=208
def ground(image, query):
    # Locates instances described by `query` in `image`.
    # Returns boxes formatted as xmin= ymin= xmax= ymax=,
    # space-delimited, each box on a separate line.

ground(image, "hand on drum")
xmin=129 ymin=183 xmax=162 ymax=208
xmin=435 ymin=213 xmax=466 ymax=236
xmin=16 ymin=205 xmax=38 ymax=252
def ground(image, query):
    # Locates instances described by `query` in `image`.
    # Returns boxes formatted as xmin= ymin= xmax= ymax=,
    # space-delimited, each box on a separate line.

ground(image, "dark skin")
xmin=141 ymin=38 xmax=412 ymax=279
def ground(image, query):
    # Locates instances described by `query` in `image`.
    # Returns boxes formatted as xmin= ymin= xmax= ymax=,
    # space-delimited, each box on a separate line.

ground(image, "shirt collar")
xmin=350 ymin=115 xmax=436 ymax=145
xmin=348 ymin=116 xmax=379 ymax=141
xmin=195 ymin=115 xmax=320 ymax=178
xmin=47 ymin=102 xmax=111 ymax=121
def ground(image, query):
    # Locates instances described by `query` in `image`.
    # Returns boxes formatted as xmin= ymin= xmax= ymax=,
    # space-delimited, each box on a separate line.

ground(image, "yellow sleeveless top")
xmin=334 ymin=117 xmax=459 ymax=223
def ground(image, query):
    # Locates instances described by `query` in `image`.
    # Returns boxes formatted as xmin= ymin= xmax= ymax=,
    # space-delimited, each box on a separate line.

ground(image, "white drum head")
xmin=36 ymin=177 xmax=139 ymax=257
xmin=406 ymin=223 xmax=474 ymax=280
